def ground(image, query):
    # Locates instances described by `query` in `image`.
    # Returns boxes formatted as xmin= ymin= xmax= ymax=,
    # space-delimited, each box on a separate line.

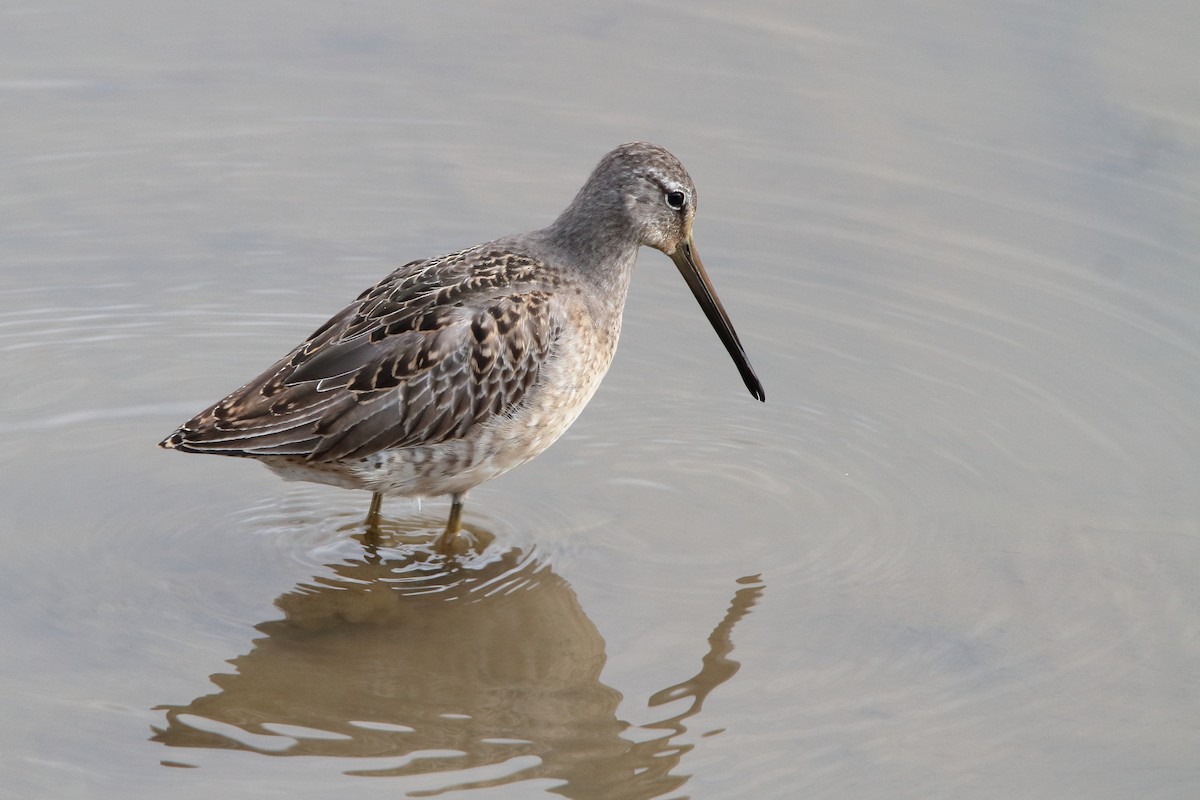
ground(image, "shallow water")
xmin=3 ymin=2 xmax=1199 ymax=798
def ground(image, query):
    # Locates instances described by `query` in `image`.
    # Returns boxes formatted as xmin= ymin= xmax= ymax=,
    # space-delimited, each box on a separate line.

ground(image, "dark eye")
xmin=665 ymin=190 xmax=686 ymax=210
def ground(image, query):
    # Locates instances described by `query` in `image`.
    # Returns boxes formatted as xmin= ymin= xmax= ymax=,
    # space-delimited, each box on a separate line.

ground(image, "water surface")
xmin=2 ymin=2 xmax=1198 ymax=798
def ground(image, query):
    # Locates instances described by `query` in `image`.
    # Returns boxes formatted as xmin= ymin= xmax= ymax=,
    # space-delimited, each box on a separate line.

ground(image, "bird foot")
xmin=432 ymin=527 xmax=492 ymax=557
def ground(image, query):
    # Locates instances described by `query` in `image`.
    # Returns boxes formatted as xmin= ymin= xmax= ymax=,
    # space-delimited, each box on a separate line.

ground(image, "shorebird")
xmin=161 ymin=142 xmax=764 ymax=552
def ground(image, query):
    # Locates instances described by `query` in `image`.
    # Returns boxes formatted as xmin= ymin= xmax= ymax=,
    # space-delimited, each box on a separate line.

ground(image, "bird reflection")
xmin=152 ymin=521 xmax=764 ymax=799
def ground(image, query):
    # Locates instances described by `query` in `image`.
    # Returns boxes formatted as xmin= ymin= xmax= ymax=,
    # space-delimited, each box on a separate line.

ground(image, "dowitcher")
xmin=161 ymin=142 xmax=764 ymax=552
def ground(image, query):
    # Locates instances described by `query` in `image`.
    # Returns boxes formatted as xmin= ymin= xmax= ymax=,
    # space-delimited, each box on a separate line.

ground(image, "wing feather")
xmin=162 ymin=248 xmax=560 ymax=461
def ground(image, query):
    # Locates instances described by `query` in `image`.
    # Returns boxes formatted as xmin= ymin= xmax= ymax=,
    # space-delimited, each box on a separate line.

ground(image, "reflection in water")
xmin=152 ymin=524 xmax=764 ymax=798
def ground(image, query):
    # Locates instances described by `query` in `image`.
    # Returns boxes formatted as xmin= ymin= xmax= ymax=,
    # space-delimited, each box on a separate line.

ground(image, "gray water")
xmin=2 ymin=2 xmax=1199 ymax=798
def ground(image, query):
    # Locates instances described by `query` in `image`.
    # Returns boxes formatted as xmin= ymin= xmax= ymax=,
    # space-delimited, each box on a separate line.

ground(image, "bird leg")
xmin=365 ymin=491 xmax=383 ymax=532
xmin=433 ymin=492 xmax=467 ymax=555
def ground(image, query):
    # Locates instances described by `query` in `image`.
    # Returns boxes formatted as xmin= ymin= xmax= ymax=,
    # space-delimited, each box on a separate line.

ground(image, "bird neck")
xmin=543 ymin=192 xmax=641 ymax=317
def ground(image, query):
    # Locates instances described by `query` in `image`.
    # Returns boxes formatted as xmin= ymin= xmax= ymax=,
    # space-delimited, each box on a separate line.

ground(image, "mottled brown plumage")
xmin=162 ymin=142 xmax=764 ymax=552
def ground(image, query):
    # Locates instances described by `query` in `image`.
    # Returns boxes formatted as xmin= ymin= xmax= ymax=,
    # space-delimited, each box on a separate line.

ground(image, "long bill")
xmin=670 ymin=236 xmax=766 ymax=402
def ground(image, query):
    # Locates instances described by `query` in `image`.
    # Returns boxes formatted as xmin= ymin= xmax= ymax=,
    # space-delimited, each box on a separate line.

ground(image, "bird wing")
xmin=162 ymin=248 xmax=560 ymax=461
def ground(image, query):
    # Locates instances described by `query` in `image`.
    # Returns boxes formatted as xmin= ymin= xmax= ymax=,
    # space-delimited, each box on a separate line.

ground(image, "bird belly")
xmin=265 ymin=320 xmax=617 ymax=500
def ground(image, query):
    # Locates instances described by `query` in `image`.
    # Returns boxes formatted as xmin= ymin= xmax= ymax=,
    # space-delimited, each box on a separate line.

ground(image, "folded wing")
xmin=162 ymin=252 xmax=558 ymax=462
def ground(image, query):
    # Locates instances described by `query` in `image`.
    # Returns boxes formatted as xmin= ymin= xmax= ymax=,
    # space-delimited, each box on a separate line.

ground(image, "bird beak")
xmin=670 ymin=236 xmax=765 ymax=401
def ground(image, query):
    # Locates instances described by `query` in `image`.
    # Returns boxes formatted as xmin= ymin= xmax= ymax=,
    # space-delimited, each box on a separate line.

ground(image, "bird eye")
xmin=665 ymin=190 xmax=686 ymax=210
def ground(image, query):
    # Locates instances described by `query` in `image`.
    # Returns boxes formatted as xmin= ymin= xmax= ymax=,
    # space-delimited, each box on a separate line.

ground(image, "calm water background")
xmin=2 ymin=2 xmax=1199 ymax=798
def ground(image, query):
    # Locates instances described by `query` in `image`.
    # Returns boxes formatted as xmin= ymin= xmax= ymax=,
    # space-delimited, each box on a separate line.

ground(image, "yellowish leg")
xmin=365 ymin=492 xmax=383 ymax=532
xmin=433 ymin=492 xmax=466 ymax=555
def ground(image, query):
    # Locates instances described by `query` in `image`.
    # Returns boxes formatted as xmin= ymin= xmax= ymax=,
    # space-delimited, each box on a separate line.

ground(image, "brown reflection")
xmin=152 ymin=520 xmax=764 ymax=799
